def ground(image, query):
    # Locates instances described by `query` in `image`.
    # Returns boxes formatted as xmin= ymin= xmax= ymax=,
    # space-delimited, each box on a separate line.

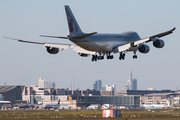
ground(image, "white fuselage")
xmin=69 ymin=31 xmax=141 ymax=52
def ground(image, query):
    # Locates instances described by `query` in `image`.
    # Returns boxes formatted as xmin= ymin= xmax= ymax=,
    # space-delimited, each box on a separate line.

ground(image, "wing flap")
xmin=134 ymin=38 xmax=150 ymax=46
xmin=44 ymin=43 xmax=71 ymax=49
xmin=73 ymin=46 xmax=96 ymax=55
xmin=114 ymin=43 xmax=131 ymax=53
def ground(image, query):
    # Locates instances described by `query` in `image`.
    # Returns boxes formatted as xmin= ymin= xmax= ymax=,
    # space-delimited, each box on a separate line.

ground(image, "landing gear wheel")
xmin=133 ymin=55 xmax=137 ymax=59
xmin=119 ymin=52 xmax=125 ymax=60
xmin=111 ymin=55 xmax=114 ymax=59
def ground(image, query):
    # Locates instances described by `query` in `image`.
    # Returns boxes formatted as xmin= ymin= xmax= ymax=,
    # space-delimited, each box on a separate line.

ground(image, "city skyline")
xmin=1 ymin=1 xmax=180 ymax=90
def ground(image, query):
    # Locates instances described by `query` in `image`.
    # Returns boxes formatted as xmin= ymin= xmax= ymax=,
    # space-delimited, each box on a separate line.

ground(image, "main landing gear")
xmin=92 ymin=52 xmax=104 ymax=62
xmin=91 ymin=51 xmax=138 ymax=61
xmin=106 ymin=52 xmax=113 ymax=60
xmin=119 ymin=52 xmax=125 ymax=60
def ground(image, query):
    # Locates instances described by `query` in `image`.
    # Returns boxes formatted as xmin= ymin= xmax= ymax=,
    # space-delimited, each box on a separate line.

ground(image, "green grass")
xmin=0 ymin=109 xmax=180 ymax=120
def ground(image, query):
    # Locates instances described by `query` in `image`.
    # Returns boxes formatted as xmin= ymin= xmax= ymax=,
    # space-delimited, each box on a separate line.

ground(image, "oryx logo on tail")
xmin=65 ymin=5 xmax=82 ymax=33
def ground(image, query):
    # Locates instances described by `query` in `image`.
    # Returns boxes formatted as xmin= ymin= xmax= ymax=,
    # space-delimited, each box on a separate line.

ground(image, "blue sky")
xmin=1 ymin=0 xmax=180 ymax=90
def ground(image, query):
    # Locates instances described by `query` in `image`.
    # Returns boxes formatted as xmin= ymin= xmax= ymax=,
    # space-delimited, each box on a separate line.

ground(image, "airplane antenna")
xmin=70 ymin=79 xmax=72 ymax=90
xmin=98 ymin=74 xmax=100 ymax=80
xmin=73 ymin=78 xmax=75 ymax=90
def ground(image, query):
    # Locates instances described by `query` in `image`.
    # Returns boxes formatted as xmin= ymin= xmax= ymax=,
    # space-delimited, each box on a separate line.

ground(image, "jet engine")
xmin=46 ymin=47 xmax=59 ymax=54
xmin=138 ymin=44 xmax=150 ymax=53
xmin=78 ymin=53 xmax=89 ymax=57
xmin=153 ymin=39 xmax=165 ymax=48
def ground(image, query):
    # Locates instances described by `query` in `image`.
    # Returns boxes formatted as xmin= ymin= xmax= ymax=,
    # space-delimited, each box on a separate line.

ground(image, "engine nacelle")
xmin=46 ymin=47 xmax=59 ymax=54
xmin=138 ymin=44 xmax=150 ymax=53
xmin=78 ymin=53 xmax=89 ymax=57
xmin=153 ymin=39 xmax=165 ymax=48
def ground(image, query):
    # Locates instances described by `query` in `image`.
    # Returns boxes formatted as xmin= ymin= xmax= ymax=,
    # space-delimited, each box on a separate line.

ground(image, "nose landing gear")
xmin=133 ymin=51 xmax=137 ymax=59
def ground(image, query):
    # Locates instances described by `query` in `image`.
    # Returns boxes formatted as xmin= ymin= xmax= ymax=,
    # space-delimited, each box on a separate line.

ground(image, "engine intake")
xmin=153 ymin=39 xmax=165 ymax=48
xmin=138 ymin=44 xmax=150 ymax=53
xmin=46 ymin=47 xmax=59 ymax=54
xmin=78 ymin=53 xmax=89 ymax=57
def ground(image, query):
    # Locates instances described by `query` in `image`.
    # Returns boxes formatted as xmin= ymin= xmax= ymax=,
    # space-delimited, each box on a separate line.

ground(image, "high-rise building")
xmin=132 ymin=79 xmax=137 ymax=90
xmin=46 ymin=82 xmax=55 ymax=88
xmin=38 ymin=78 xmax=45 ymax=88
xmin=122 ymin=70 xmax=137 ymax=90
xmin=93 ymin=80 xmax=102 ymax=91
xmin=127 ymin=70 xmax=133 ymax=90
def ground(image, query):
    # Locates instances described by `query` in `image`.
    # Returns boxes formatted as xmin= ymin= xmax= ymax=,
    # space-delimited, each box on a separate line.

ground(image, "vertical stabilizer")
xmin=65 ymin=5 xmax=82 ymax=33
xmin=58 ymin=99 xmax=60 ymax=104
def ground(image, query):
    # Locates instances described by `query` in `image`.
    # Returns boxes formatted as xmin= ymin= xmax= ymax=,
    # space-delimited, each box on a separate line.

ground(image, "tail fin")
xmin=65 ymin=5 xmax=82 ymax=33
xmin=58 ymin=99 xmax=60 ymax=104
xmin=67 ymin=94 xmax=74 ymax=100
xmin=141 ymin=100 xmax=144 ymax=105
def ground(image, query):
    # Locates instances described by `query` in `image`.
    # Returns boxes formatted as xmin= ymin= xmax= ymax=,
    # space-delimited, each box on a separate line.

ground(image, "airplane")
xmin=43 ymin=99 xmax=60 ymax=109
xmin=4 ymin=5 xmax=176 ymax=62
xmin=141 ymin=100 xmax=171 ymax=109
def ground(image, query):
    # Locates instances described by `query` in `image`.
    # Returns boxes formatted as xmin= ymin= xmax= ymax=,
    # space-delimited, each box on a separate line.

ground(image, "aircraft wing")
xmin=115 ymin=27 xmax=176 ymax=53
xmin=3 ymin=36 xmax=96 ymax=55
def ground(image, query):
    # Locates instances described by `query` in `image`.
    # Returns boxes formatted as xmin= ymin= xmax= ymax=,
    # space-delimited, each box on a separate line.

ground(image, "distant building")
xmin=38 ymin=78 xmax=45 ymax=88
xmin=101 ymin=87 xmax=106 ymax=91
xmin=132 ymin=79 xmax=137 ymax=90
xmin=106 ymin=85 xmax=116 ymax=91
xmin=122 ymin=85 xmax=129 ymax=91
xmin=33 ymin=90 xmax=49 ymax=95
xmin=31 ymin=85 xmax=38 ymax=87
xmin=0 ymin=94 xmax=4 ymax=101
xmin=93 ymin=80 xmax=102 ymax=91
xmin=46 ymin=82 xmax=55 ymax=88
xmin=0 ymin=85 xmax=24 ymax=104
xmin=127 ymin=70 xmax=133 ymax=90
xmin=146 ymin=88 xmax=156 ymax=90
xmin=122 ymin=70 xmax=137 ymax=90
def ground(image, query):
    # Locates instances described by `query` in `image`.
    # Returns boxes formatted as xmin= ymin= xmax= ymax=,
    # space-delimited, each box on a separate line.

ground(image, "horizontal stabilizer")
xmin=72 ymin=32 xmax=97 ymax=39
xmin=40 ymin=35 xmax=68 ymax=39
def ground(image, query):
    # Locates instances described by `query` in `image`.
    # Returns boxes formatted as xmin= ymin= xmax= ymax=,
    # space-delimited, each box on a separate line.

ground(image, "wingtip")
xmin=172 ymin=27 xmax=176 ymax=31
xmin=3 ymin=36 xmax=11 ymax=39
